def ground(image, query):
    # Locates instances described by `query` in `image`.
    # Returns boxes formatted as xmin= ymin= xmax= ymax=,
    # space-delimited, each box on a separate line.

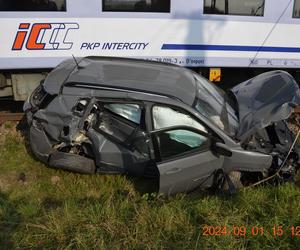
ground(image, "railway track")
xmin=0 ymin=112 xmax=24 ymax=125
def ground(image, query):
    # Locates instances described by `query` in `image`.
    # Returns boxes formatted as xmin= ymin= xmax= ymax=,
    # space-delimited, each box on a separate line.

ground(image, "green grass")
xmin=0 ymin=123 xmax=300 ymax=249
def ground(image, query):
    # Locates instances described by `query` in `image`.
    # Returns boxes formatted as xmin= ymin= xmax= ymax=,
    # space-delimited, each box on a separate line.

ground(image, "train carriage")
xmin=0 ymin=0 xmax=300 ymax=100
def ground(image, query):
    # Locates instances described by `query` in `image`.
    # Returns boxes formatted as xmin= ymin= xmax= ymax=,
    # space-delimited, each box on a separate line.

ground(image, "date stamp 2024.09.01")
xmin=202 ymin=225 xmax=300 ymax=238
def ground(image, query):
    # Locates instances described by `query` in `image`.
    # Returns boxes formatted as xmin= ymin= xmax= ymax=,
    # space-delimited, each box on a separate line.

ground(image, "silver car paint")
xmin=23 ymin=58 xmax=300 ymax=195
xmin=231 ymin=70 xmax=300 ymax=141
xmin=158 ymin=151 xmax=224 ymax=195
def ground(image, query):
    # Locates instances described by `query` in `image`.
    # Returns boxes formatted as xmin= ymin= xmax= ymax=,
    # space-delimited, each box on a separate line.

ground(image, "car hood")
xmin=230 ymin=70 xmax=300 ymax=142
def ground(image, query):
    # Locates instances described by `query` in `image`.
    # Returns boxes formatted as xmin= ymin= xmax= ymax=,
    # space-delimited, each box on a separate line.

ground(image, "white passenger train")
xmin=0 ymin=0 xmax=300 ymax=100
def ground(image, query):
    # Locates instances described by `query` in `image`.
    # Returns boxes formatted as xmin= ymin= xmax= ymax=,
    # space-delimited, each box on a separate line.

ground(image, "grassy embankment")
xmin=0 ymin=122 xmax=299 ymax=249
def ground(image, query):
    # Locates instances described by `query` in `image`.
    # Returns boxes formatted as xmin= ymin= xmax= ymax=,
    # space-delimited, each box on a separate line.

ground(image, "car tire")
xmin=48 ymin=151 xmax=96 ymax=174
xmin=222 ymin=171 xmax=243 ymax=191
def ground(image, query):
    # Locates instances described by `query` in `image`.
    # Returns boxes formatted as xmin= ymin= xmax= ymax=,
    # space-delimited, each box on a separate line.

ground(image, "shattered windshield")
xmin=193 ymin=74 xmax=238 ymax=136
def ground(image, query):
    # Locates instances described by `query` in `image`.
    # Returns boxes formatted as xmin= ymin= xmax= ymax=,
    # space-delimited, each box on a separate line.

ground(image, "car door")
xmin=76 ymin=98 xmax=151 ymax=175
xmin=150 ymin=105 xmax=224 ymax=195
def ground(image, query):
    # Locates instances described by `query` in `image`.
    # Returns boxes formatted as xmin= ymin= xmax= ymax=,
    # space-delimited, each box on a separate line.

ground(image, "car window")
xmin=152 ymin=105 xmax=207 ymax=133
xmin=95 ymin=104 xmax=140 ymax=145
xmin=194 ymin=74 xmax=239 ymax=136
xmin=105 ymin=103 xmax=141 ymax=124
xmin=155 ymin=129 xmax=210 ymax=161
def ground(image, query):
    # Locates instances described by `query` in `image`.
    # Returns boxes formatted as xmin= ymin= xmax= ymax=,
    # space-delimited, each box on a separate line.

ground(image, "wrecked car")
xmin=23 ymin=57 xmax=300 ymax=195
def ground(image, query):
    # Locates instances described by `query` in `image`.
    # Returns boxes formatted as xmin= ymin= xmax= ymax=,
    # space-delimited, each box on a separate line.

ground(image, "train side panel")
xmin=1 ymin=18 xmax=300 ymax=69
xmin=1 ymin=0 xmax=300 ymax=100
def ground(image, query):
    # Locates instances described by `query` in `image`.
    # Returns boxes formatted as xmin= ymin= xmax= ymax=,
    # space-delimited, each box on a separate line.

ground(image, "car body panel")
xmin=157 ymin=150 xmax=224 ymax=195
xmin=222 ymin=147 xmax=272 ymax=173
xmin=23 ymin=57 xmax=300 ymax=195
xmin=43 ymin=59 xmax=77 ymax=95
xmin=44 ymin=57 xmax=197 ymax=105
xmin=29 ymin=124 xmax=53 ymax=162
xmin=231 ymin=70 xmax=300 ymax=141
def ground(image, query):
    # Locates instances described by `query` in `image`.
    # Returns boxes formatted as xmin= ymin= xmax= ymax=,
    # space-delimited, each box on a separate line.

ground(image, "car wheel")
xmin=48 ymin=151 xmax=96 ymax=174
xmin=222 ymin=171 xmax=243 ymax=191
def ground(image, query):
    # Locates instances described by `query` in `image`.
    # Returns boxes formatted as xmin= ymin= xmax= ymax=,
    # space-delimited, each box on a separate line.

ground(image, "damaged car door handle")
xmin=166 ymin=168 xmax=182 ymax=175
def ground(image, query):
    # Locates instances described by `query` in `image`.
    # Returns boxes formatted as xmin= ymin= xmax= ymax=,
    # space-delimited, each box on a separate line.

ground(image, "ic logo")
xmin=12 ymin=23 xmax=79 ymax=50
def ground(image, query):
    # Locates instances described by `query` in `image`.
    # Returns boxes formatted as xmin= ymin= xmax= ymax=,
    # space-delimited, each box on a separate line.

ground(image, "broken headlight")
xmin=28 ymin=82 xmax=55 ymax=110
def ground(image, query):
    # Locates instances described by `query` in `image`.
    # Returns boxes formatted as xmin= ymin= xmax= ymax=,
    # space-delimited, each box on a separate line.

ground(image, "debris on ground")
xmin=51 ymin=176 xmax=61 ymax=185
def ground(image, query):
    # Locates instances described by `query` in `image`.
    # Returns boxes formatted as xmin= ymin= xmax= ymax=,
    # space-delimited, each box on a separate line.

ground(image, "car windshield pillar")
xmin=193 ymin=74 xmax=238 ymax=137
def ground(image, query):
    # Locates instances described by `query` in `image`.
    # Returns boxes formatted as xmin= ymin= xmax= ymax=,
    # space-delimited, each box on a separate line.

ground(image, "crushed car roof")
xmin=44 ymin=57 xmax=197 ymax=105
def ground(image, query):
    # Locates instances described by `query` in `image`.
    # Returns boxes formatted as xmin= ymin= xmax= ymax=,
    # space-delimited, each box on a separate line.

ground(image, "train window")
xmin=0 ymin=0 xmax=66 ymax=11
xmin=102 ymin=0 xmax=170 ymax=13
xmin=293 ymin=0 xmax=300 ymax=18
xmin=204 ymin=0 xmax=264 ymax=16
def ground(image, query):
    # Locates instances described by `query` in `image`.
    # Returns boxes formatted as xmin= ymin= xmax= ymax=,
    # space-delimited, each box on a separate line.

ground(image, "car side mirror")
xmin=212 ymin=142 xmax=232 ymax=157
